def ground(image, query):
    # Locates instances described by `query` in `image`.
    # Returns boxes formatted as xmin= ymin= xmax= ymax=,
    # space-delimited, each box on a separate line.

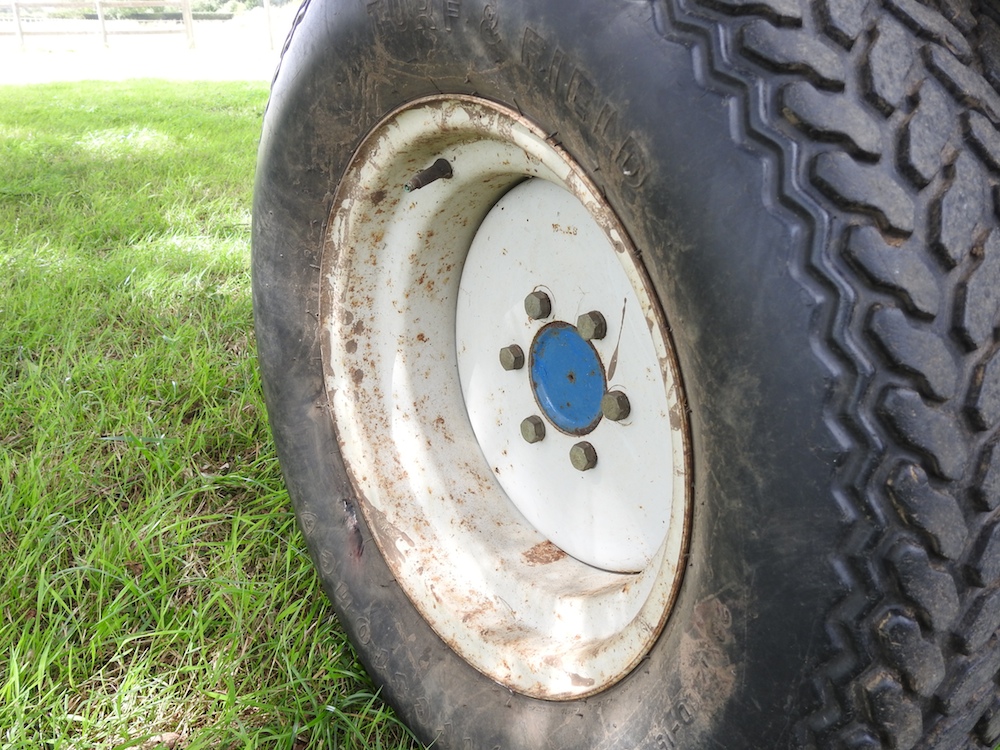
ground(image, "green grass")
xmin=0 ymin=80 xmax=421 ymax=750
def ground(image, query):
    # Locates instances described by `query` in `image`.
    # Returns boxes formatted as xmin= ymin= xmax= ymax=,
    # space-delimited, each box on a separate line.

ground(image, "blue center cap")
xmin=529 ymin=322 xmax=606 ymax=435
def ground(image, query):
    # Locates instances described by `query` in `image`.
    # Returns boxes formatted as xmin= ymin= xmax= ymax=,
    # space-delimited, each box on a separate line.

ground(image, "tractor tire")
xmin=252 ymin=0 xmax=1000 ymax=746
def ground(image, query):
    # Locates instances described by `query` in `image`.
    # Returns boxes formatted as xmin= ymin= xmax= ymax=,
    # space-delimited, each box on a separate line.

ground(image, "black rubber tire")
xmin=252 ymin=0 xmax=1000 ymax=747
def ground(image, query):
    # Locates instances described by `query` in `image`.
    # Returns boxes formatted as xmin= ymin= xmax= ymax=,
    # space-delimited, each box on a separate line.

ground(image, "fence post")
xmin=94 ymin=0 xmax=107 ymax=46
xmin=262 ymin=0 xmax=272 ymax=49
xmin=180 ymin=0 xmax=193 ymax=47
xmin=12 ymin=0 xmax=23 ymax=47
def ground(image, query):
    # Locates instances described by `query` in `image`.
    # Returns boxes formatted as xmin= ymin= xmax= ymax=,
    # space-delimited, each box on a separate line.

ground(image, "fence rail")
xmin=3 ymin=0 xmax=197 ymax=46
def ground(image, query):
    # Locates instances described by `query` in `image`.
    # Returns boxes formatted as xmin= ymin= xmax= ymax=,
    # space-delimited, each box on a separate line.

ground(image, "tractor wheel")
xmin=252 ymin=0 xmax=1000 ymax=746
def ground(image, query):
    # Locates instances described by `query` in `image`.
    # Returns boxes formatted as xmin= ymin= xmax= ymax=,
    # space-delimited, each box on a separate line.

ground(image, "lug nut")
xmin=570 ymin=441 xmax=598 ymax=471
xmin=521 ymin=416 xmax=546 ymax=444
xmin=601 ymin=391 xmax=631 ymax=421
xmin=577 ymin=310 xmax=607 ymax=340
xmin=524 ymin=291 xmax=552 ymax=320
xmin=499 ymin=344 xmax=525 ymax=371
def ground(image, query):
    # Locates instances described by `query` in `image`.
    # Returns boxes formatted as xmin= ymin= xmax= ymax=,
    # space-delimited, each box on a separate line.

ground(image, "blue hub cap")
xmin=529 ymin=322 xmax=606 ymax=435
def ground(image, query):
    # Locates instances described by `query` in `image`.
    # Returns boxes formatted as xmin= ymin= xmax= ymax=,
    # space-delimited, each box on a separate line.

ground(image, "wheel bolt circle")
xmin=524 ymin=291 xmax=552 ymax=320
xmin=570 ymin=441 xmax=598 ymax=471
xmin=499 ymin=344 xmax=525 ymax=370
xmin=601 ymin=391 xmax=631 ymax=421
xmin=577 ymin=310 xmax=607 ymax=340
xmin=521 ymin=415 xmax=546 ymax=444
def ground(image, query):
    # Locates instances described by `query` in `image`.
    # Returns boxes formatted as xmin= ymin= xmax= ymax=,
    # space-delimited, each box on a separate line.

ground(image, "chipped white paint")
xmin=321 ymin=96 xmax=690 ymax=700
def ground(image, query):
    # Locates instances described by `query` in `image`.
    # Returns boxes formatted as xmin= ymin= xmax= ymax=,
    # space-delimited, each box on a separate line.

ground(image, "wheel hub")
xmin=457 ymin=177 xmax=680 ymax=573
xmin=529 ymin=321 xmax=606 ymax=436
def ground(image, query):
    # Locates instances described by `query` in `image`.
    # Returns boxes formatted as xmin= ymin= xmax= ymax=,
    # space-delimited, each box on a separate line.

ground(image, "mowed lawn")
xmin=0 ymin=81 xmax=419 ymax=749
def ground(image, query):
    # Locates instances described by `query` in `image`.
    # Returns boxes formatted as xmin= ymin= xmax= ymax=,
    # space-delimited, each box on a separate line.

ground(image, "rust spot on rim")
xmin=522 ymin=540 xmax=568 ymax=565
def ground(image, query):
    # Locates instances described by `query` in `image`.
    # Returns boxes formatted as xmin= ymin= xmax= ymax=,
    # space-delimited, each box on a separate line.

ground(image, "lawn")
xmin=0 ymin=80 xmax=420 ymax=749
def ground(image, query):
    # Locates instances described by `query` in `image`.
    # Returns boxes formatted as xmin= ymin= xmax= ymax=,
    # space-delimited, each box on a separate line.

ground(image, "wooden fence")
xmin=3 ymin=0 xmax=197 ymax=46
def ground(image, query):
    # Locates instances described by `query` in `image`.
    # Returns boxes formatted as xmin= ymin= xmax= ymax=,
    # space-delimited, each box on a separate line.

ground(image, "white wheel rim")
xmin=321 ymin=96 xmax=691 ymax=699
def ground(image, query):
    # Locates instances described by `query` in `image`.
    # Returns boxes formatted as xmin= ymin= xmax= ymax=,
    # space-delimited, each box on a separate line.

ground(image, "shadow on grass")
xmin=0 ymin=80 xmax=264 ymax=248
xmin=0 ymin=80 xmax=422 ymax=750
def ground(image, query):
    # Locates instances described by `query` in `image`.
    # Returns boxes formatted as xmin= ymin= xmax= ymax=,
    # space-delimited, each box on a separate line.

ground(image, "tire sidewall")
xmin=252 ymin=1 xmax=844 ymax=747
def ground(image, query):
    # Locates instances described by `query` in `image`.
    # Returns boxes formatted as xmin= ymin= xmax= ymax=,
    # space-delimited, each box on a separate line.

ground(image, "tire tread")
xmin=669 ymin=0 xmax=1000 ymax=743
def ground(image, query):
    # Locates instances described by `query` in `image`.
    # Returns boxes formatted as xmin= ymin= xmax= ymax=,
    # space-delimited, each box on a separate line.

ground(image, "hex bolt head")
xmin=577 ymin=310 xmax=607 ymax=341
xmin=521 ymin=415 xmax=546 ymax=444
xmin=570 ymin=441 xmax=598 ymax=471
xmin=524 ymin=291 xmax=552 ymax=320
xmin=601 ymin=391 xmax=631 ymax=421
xmin=499 ymin=344 xmax=525 ymax=371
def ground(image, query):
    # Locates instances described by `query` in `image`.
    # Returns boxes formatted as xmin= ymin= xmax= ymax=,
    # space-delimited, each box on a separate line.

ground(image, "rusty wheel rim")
xmin=320 ymin=96 xmax=691 ymax=699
